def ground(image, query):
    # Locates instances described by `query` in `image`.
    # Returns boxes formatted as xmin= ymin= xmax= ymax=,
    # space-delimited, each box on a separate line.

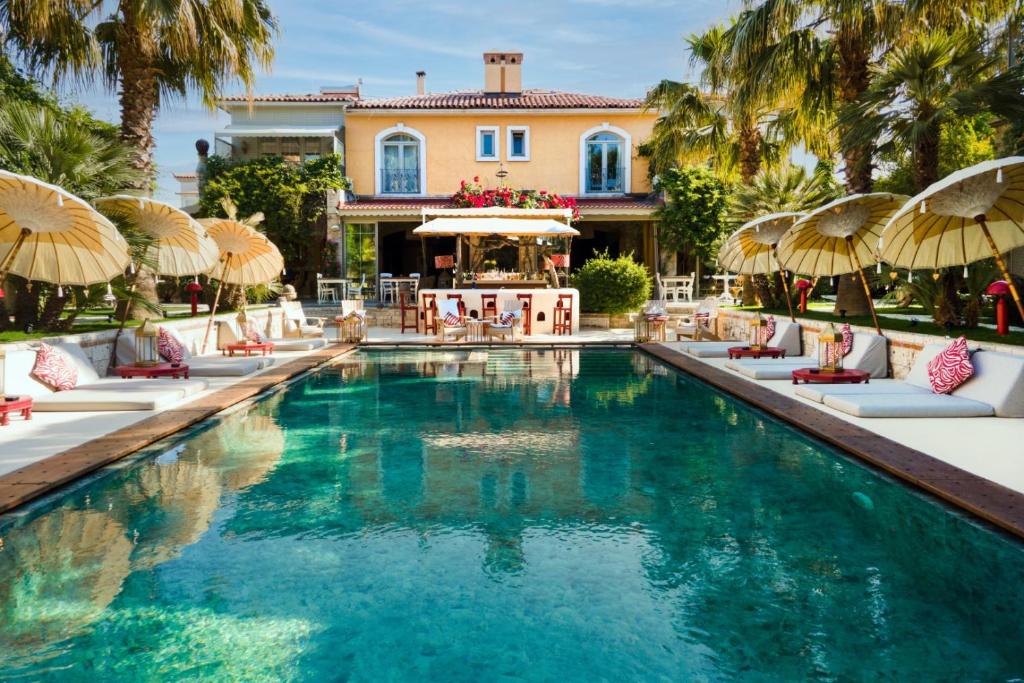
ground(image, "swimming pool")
xmin=1 ymin=349 xmax=1022 ymax=680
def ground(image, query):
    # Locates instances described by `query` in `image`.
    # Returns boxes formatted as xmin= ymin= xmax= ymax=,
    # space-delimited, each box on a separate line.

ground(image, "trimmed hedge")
xmin=571 ymin=251 xmax=651 ymax=314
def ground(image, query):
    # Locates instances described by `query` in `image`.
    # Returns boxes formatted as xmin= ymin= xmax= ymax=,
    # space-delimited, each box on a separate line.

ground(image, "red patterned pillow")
xmin=763 ymin=315 xmax=776 ymax=345
xmin=926 ymin=336 xmax=974 ymax=394
xmin=243 ymin=323 xmax=263 ymax=343
xmin=32 ymin=343 xmax=78 ymax=391
xmin=158 ymin=327 xmax=185 ymax=363
xmin=443 ymin=311 xmax=461 ymax=326
xmin=694 ymin=312 xmax=710 ymax=327
xmin=840 ymin=323 xmax=853 ymax=356
xmin=498 ymin=310 xmax=516 ymax=326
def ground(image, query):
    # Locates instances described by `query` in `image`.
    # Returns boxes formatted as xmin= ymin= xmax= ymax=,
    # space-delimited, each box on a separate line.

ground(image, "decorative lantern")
xmin=986 ymin=280 xmax=1011 ymax=336
xmin=434 ymin=255 xmax=455 ymax=269
xmin=185 ymin=280 xmax=204 ymax=317
xmin=134 ymin=320 xmax=160 ymax=367
xmin=818 ymin=323 xmax=844 ymax=373
xmin=748 ymin=315 xmax=766 ymax=350
xmin=795 ymin=279 xmax=812 ymax=313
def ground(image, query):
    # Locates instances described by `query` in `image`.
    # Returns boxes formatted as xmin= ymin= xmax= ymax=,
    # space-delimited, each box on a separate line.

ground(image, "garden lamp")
xmin=987 ymin=280 xmax=1012 ymax=336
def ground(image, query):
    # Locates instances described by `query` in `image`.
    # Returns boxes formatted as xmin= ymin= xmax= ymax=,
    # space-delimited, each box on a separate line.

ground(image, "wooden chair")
xmin=481 ymin=293 xmax=498 ymax=321
xmin=447 ymin=293 xmax=466 ymax=318
xmin=421 ymin=293 xmax=438 ymax=335
xmin=437 ymin=298 xmax=468 ymax=341
xmin=516 ymin=293 xmax=533 ymax=335
xmin=553 ymin=293 xmax=573 ymax=335
xmin=399 ymin=291 xmax=418 ymax=334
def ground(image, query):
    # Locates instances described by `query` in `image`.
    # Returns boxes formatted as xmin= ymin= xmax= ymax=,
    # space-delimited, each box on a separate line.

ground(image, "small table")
xmin=792 ymin=368 xmax=870 ymax=385
xmin=0 ymin=396 xmax=32 ymax=426
xmin=727 ymin=346 xmax=786 ymax=360
xmin=116 ymin=363 xmax=190 ymax=379
xmin=223 ymin=342 xmax=275 ymax=357
xmin=466 ymin=319 xmax=488 ymax=342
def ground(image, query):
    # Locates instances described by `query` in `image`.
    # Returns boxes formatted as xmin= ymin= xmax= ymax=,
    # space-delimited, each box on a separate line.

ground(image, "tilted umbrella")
xmin=777 ymin=193 xmax=908 ymax=335
xmin=95 ymin=195 xmax=219 ymax=277
xmin=0 ymin=170 xmax=130 ymax=290
xmin=878 ymin=157 xmax=1024 ymax=322
xmin=199 ymin=218 xmax=284 ymax=352
xmin=717 ymin=212 xmax=805 ymax=322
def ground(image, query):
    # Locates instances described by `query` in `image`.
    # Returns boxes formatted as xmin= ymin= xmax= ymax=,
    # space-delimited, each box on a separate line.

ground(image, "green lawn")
xmin=730 ymin=305 xmax=1024 ymax=346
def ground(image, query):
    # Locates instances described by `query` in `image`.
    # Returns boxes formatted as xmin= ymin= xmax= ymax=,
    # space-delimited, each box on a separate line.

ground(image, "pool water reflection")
xmin=1 ymin=349 xmax=1023 ymax=681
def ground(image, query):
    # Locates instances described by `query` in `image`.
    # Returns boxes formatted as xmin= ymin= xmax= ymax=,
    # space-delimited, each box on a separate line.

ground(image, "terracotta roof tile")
xmin=336 ymin=196 xmax=661 ymax=212
xmin=348 ymin=89 xmax=644 ymax=110
xmin=220 ymin=92 xmax=357 ymax=104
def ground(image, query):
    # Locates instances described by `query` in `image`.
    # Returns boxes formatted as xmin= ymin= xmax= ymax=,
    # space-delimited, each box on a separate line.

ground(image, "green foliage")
xmin=725 ymin=163 xmax=841 ymax=229
xmin=199 ymin=154 xmax=349 ymax=282
xmin=875 ymin=115 xmax=997 ymax=194
xmin=655 ymin=166 xmax=729 ymax=260
xmin=571 ymin=250 xmax=651 ymax=314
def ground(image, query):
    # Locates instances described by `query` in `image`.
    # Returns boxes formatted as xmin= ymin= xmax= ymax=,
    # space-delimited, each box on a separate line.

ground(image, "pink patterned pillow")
xmin=694 ymin=312 xmax=710 ymax=327
xmin=498 ymin=310 xmax=516 ymax=326
xmin=158 ymin=327 xmax=185 ymax=363
xmin=840 ymin=323 xmax=853 ymax=356
xmin=926 ymin=336 xmax=974 ymax=394
xmin=32 ymin=343 xmax=78 ymax=391
xmin=763 ymin=315 xmax=776 ymax=345
xmin=243 ymin=323 xmax=263 ymax=343
xmin=443 ymin=311 xmax=460 ymax=326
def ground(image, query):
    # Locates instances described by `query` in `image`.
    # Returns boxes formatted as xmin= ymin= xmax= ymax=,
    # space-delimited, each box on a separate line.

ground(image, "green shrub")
xmin=571 ymin=251 xmax=651 ymax=314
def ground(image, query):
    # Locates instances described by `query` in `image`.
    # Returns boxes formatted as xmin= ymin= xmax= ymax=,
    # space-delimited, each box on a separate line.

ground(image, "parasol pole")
xmin=455 ymin=234 xmax=463 ymax=287
xmin=0 ymin=228 xmax=30 ymax=285
xmin=773 ymin=246 xmax=796 ymax=322
xmin=846 ymin=236 xmax=883 ymax=336
xmin=977 ymin=215 xmax=1024 ymax=322
xmin=201 ymin=254 xmax=232 ymax=354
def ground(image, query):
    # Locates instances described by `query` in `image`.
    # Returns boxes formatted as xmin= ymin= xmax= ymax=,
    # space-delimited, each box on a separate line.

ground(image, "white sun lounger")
xmin=796 ymin=343 xmax=1024 ymax=418
xmin=217 ymin=318 xmax=328 ymax=352
xmin=4 ymin=344 xmax=208 ymax=412
xmin=725 ymin=332 xmax=888 ymax=380
xmin=115 ymin=326 xmax=270 ymax=377
xmin=671 ymin=320 xmax=803 ymax=359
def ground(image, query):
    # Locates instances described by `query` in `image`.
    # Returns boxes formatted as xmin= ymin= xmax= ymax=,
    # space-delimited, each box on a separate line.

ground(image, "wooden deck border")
xmin=640 ymin=343 xmax=1024 ymax=540
xmin=0 ymin=343 xmax=357 ymax=514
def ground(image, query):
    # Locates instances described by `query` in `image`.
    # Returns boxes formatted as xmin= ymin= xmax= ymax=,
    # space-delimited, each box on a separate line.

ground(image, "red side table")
xmin=727 ymin=346 xmax=786 ymax=360
xmin=223 ymin=342 xmax=274 ymax=357
xmin=792 ymin=368 xmax=870 ymax=385
xmin=0 ymin=396 xmax=32 ymax=426
xmin=116 ymin=363 xmax=190 ymax=379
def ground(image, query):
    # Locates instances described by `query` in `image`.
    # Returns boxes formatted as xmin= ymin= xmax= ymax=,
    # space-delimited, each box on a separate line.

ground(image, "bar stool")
xmin=421 ymin=293 xmax=438 ymax=334
xmin=481 ymin=293 xmax=498 ymax=321
xmin=516 ymin=293 xmax=533 ymax=335
xmin=399 ymin=291 xmax=419 ymax=334
xmin=553 ymin=293 xmax=573 ymax=335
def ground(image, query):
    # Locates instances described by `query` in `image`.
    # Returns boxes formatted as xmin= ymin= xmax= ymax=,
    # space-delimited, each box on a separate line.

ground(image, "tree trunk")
xmin=914 ymin=122 xmax=940 ymax=192
xmin=737 ymin=122 xmax=762 ymax=183
xmin=129 ymin=268 xmax=162 ymax=321
xmin=836 ymin=28 xmax=873 ymax=193
xmin=834 ymin=274 xmax=870 ymax=316
xmin=117 ymin=18 xmax=158 ymax=189
xmin=12 ymin=279 xmax=39 ymax=331
xmin=37 ymin=289 xmax=68 ymax=330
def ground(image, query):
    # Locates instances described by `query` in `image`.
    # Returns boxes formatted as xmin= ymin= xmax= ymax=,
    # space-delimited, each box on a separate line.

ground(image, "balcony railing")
xmin=587 ymin=166 xmax=625 ymax=193
xmin=381 ymin=168 xmax=420 ymax=194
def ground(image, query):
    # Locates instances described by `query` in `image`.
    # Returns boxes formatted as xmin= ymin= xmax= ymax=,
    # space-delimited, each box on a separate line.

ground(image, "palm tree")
xmin=841 ymin=29 xmax=1024 ymax=191
xmin=2 ymin=0 xmax=277 ymax=187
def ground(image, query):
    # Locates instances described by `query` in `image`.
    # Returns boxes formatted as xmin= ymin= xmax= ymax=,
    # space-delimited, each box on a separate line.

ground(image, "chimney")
xmin=416 ymin=71 xmax=426 ymax=96
xmin=483 ymin=52 xmax=523 ymax=95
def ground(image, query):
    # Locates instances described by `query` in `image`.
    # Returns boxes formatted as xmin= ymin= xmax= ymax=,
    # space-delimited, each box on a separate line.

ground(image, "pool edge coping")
xmin=639 ymin=342 xmax=1024 ymax=541
xmin=0 ymin=343 xmax=358 ymax=514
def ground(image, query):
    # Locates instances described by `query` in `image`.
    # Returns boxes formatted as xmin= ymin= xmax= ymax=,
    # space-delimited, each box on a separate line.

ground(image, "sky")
xmin=57 ymin=0 xmax=742 ymax=203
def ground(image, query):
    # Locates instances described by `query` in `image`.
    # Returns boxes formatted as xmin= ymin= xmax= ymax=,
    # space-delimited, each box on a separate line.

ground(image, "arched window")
xmin=584 ymin=131 xmax=624 ymax=193
xmin=375 ymin=127 xmax=425 ymax=194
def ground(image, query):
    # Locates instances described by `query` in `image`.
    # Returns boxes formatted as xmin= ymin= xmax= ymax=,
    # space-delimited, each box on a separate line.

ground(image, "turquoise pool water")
xmin=1 ymin=349 xmax=1023 ymax=681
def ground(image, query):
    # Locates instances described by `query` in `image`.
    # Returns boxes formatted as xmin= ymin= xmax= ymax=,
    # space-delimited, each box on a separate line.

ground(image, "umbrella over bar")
xmin=95 ymin=195 xmax=219 ymax=277
xmin=199 ymin=218 xmax=284 ymax=353
xmin=0 ymin=170 xmax=130 ymax=288
xmin=878 ymin=157 xmax=1024 ymax=322
xmin=717 ymin=212 xmax=805 ymax=321
xmin=777 ymin=193 xmax=908 ymax=335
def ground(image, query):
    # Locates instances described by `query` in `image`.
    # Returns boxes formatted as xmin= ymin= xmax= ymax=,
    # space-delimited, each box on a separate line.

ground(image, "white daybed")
xmin=217 ymin=318 xmax=329 ymax=352
xmin=794 ymin=343 xmax=1024 ymax=418
xmin=4 ymin=343 xmax=208 ymax=412
xmin=724 ymin=332 xmax=888 ymax=380
xmin=670 ymin=320 xmax=803 ymax=359
xmin=115 ymin=325 xmax=270 ymax=377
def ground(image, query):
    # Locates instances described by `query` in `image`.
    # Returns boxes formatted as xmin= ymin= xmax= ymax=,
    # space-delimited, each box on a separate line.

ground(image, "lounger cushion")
xmin=822 ymin=393 xmax=994 ymax=418
xmin=950 ymin=350 xmax=1024 ymax=418
xmin=3 ymin=350 xmax=54 ymax=397
xmin=904 ymin=344 xmax=947 ymax=390
xmin=767 ymin=321 xmax=802 ymax=357
xmin=679 ymin=341 xmax=744 ymax=358
xmin=185 ymin=357 xmax=265 ymax=376
xmin=794 ymin=382 xmax=929 ymax=404
xmin=32 ymin=389 xmax=182 ymax=412
xmin=837 ymin=333 xmax=889 ymax=378
xmin=79 ymin=377 xmax=208 ymax=397
xmin=52 ymin=343 xmax=101 ymax=384
xmin=725 ymin=357 xmax=816 ymax=380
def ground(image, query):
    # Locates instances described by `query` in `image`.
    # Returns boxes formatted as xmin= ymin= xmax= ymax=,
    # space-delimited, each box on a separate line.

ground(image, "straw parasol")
xmin=717 ymin=212 xmax=805 ymax=321
xmin=878 ymin=157 xmax=1024 ymax=321
xmin=777 ymin=193 xmax=908 ymax=334
xmin=0 ymin=170 xmax=130 ymax=290
xmin=198 ymin=217 xmax=284 ymax=352
xmin=95 ymin=195 xmax=219 ymax=277
xmin=186 ymin=396 xmax=285 ymax=491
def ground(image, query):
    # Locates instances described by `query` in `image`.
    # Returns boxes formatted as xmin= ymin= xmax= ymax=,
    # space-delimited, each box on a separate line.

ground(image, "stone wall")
xmin=715 ymin=309 xmax=1024 ymax=378
xmin=0 ymin=307 xmax=282 ymax=378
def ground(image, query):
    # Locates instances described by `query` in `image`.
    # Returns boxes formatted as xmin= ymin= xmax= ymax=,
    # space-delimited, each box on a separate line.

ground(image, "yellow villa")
xmin=336 ymin=52 xmax=660 ymax=289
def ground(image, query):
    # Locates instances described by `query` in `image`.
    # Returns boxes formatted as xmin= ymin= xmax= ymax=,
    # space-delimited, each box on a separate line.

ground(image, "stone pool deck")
xmin=644 ymin=342 xmax=1024 ymax=540
xmin=0 ymin=342 xmax=356 ymax=514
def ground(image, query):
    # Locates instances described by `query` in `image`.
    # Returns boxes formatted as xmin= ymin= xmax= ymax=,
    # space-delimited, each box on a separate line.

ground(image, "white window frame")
xmin=506 ymin=125 xmax=530 ymax=161
xmin=579 ymin=123 xmax=631 ymax=195
xmin=476 ymin=125 xmax=500 ymax=161
xmin=374 ymin=124 xmax=427 ymax=196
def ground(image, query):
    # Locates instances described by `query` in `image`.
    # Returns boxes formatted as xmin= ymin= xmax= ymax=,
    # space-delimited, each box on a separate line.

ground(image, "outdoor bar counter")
xmin=419 ymin=288 xmax=580 ymax=335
